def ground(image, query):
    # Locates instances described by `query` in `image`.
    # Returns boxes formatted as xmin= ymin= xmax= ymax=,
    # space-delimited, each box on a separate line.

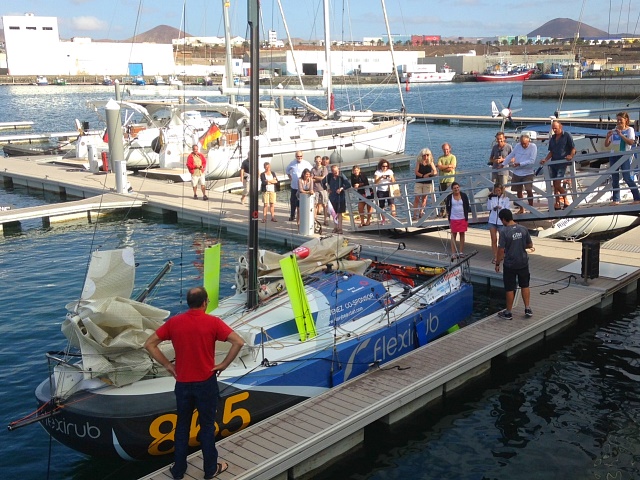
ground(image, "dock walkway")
xmin=0 ymin=192 xmax=146 ymax=231
xmin=1 ymin=154 xmax=639 ymax=480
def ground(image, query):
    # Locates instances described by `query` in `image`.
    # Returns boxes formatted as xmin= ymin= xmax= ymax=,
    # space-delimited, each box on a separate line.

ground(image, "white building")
xmin=285 ymin=50 xmax=424 ymax=76
xmin=172 ymin=35 xmax=246 ymax=47
xmin=2 ymin=13 xmax=176 ymax=76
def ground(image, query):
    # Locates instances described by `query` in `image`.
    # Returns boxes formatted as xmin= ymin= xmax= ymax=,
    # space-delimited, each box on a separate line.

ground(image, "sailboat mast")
xmin=380 ymin=0 xmax=405 ymax=115
xmin=223 ymin=0 xmax=236 ymax=105
xmin=247 ymin=0 xmax=260 ymax=309
xmin=323 ymin=0 xmax=332 ymax=118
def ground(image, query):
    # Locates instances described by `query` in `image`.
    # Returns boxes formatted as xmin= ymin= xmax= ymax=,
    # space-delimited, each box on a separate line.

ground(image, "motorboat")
xmin=35 ymin=76 xmax=48 ymax=86
xmin=399 ymin=64 xmax=456 ymax=84
xmin=153 ymin=75 xmax=167 ymax=86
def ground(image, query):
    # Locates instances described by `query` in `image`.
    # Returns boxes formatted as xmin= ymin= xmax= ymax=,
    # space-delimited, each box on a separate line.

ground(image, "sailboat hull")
xmin=34 ymin=281 xmax=472 ymax=459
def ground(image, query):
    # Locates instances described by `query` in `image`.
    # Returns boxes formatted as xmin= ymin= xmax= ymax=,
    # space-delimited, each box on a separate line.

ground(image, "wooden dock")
xmin=1 ymin=154 xmax=639 ymax=480
xmin=0 ymin=192 xmax=146 ymax=231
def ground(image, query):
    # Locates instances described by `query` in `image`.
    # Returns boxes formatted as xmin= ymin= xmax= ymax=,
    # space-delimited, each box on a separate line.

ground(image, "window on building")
xmin=26 ymin=27 xmax=36 ymax=30
xmin=9 ymin=26 xmax=20 ymax=30
xmin=43 ymin=27 xmax=53 ymax=31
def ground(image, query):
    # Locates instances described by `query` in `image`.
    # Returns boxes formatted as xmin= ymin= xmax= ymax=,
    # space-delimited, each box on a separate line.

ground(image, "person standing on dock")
xmin=286 ymin=151 xmax=312 ymax=222
xmin=489 ymin=132 xmax=512 ymax=187
xmin=504 ymin=132 xmax=537 ymax=214
xmin=604 ymin=111 xmax=640 ymax=205
xmin=487 ymin=184 xmax=511 ymax=264
xmin=312 ymin=155 xmax=329 ymax=225
xmin=186 ymin=145 xmax=208 ymax=200
xmin=351 ymin=165 xmax=374 ymax=227
xmin=444 ymin=182 xmax=469 ymax=260
xmin=495 ymin=209 xmax=534 ymax=320
xmin=322 ymin=164 xmax=352 ymax=234
xmin=413 ymin=148 xmax=436 ymax=220
xmin=437 ymin=143 xmax=456 ymax=192
xmin=374 ymin=158 xmax=397 ymax=223
xmin=144 ymin=286 xmax=244 ymax=480
xmin=239 ymin=156 xmax=250 ymax=205
xmin=260 ymin=162 xmax=279 ymax=222
xmin=540 ymin=120 xmax=576 ymax=209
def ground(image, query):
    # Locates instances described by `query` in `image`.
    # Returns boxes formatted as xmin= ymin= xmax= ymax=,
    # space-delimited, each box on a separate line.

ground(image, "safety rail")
xmin=344 ymin=146 xmax=640 ymax=231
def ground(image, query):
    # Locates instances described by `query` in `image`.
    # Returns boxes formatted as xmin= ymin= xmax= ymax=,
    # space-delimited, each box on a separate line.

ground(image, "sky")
xmin=0 ymin=0 xmax=637 ymax=42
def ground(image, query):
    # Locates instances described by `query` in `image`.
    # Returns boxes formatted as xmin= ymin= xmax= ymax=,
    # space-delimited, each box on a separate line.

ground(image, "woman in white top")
xmin=486 ymin=183 xmax=511 ymax=264
xmin=604 ymin=111 xmax=640 ymax=204
xmin=374 ymin=158 xmax=396 ymax=223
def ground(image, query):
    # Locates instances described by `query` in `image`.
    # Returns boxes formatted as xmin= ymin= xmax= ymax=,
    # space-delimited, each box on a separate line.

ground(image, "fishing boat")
xmin=102 ymin=75 xmax=114 ymax=86
xmin=35 ymin=76 xmax=48 ymax=86
xmin=9 ymin=0 xmax=473 ymax=461
xmin=475 ymin=70 xmax=532 ymax=82
xmin=153 ymin=75 xmax=167 ymax=86
xmin=476 ymin=63 xmax=533 ymax=82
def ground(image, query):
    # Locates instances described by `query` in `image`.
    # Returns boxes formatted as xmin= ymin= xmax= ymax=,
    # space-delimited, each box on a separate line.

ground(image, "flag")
xmin=199 ymin=123 xmax=222 ymax=150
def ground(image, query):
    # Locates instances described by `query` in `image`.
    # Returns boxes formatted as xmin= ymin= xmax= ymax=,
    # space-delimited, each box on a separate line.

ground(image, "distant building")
xmin=172 ymin=35 xmax=245 ymax=47
xmin=267 ymin=30 xmax=284 ymax=48
xmin=284 ymin=50 xmax=423 ymax=76
xmin=2 ymin=13 xmax=177 ymax=76
xmin=381 ymin=34 xmax=412 ymax=45
xmin=410 ymin=35 xmax=441 ymax=46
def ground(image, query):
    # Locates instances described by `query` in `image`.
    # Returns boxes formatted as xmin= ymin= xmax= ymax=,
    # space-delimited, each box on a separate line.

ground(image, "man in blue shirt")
xmin=540 ymin=121 xmax=576 ymax=210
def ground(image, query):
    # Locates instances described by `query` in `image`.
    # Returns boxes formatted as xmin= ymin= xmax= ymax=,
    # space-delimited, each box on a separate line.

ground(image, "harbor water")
xmin=1 ymin=84 xmax=639 ymax=479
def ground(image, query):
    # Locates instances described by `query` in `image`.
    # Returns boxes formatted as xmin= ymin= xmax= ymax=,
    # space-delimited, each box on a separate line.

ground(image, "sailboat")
xmin=198 ymin=0 xmax=408 ymax=180
xmin=9 ymin=0 xmax=473 ymax=461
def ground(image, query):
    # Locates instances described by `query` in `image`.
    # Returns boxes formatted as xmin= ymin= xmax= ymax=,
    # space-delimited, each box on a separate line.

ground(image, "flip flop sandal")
xmin=205 ymin=461 xmax=228 ymax=479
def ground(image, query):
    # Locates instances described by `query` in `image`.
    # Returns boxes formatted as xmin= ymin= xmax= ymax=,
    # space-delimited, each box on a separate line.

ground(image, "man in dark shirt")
xmin=495 ymin=209 xmax=535 ymax=320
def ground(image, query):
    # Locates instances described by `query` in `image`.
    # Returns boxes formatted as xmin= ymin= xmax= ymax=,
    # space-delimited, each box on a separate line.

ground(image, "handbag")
xmin=274 ymin=175 xmax=281 ymax=192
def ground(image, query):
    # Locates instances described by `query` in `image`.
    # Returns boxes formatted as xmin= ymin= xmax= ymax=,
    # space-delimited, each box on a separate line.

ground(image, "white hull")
xmin=533 ymin=214 xmax=640 ymax=239
xmin=400 ymin=72 xmax=456 ymax=83
xmin=206 ymin=116 xmax=407 ymax=180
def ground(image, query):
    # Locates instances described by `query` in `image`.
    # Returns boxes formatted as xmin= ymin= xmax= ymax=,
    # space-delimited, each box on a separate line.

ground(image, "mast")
xmin=223 ymin=0 xmax=236 ymax=105
xmin=247 ymin=0 xmax=260 ymax=309
xmin=380 ymin=0 xmax=405 ymax=116
xmin=323 ymin=0 xmax=332 ymax=118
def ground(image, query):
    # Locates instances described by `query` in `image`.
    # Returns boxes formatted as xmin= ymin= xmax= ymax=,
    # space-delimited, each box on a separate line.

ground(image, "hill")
xmin=119 ymin=25 xmax=191 ymax=44
xmin=528 ymin=18 xmax=608 ymax=39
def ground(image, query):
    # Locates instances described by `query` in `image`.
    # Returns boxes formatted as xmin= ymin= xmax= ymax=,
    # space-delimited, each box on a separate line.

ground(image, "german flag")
xmin=199 ymin=123 xmax=222 ymax=150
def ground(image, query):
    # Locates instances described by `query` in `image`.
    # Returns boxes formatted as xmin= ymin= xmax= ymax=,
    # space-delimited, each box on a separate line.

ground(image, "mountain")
xmin=528 ymin=18 xmax=608 ymax=39
xmin=119 ymin=25 xmax=192 ymax=44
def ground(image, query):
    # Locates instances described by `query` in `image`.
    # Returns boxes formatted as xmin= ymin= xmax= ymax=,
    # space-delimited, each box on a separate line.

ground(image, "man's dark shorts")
xmin=503 ymin=265 xmax=530 ymax=292
xmin=549 ymin=163 xmax=567 ymax=179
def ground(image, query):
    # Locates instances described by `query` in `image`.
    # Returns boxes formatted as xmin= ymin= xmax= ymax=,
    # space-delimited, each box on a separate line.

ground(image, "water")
xmin=1 ymin=84 xmax=639 ymax=479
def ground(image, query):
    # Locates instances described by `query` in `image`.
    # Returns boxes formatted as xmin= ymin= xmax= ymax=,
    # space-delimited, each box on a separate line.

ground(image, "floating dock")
xmin=0 ymin=192 xmax=146 ymax=231
xmin=1 ymin=154 xmax=639 ymax=480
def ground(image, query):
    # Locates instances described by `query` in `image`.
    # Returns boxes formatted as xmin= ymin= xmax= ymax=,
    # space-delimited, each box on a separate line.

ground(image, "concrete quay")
xmin=1 ymin=154 xmax=639 ymax=480
xmin=523 ymin=77 xmax=640 ymax=99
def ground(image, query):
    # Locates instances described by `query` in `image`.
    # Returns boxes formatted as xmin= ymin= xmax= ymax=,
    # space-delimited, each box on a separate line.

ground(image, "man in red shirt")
xmin=187 ymin=145 xmax=208 ymax=200
xmin=144 ymin=287 xmax=244 ymax=479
